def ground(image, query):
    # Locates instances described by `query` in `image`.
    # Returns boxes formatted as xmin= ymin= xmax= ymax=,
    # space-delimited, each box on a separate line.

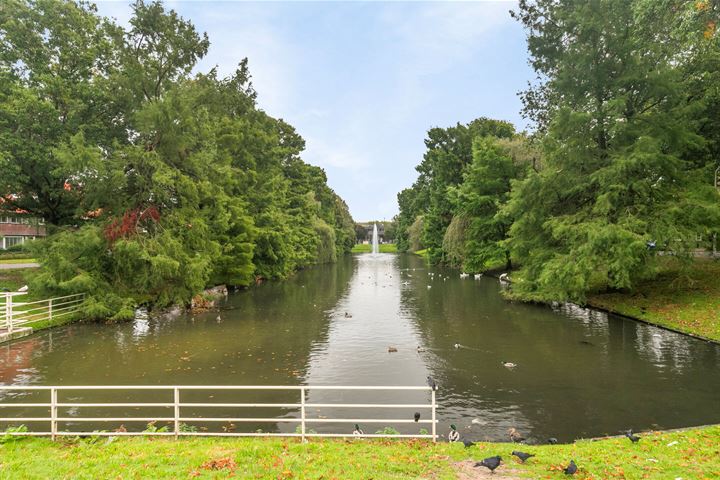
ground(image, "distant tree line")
xmin=395 ymin=0 xmax=720 ymax=302
xmin=0 ymin=0 xmax=355 ymax=319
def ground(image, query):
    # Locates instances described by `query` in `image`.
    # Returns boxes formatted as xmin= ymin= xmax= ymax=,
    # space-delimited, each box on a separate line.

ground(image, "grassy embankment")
xmin=588 ymin=257 xmax=720 ymax=342
xmin=0 ymin=425 xmax=717 ymax=479
xmin=351 ymin=243 xmax=398 ymax=253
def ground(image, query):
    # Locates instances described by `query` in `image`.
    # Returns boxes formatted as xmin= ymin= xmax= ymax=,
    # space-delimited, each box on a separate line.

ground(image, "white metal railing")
xmin=0 ymin=385 xmax=438 ymax=441
xmin=0 ymin=293 xmax=85 ymax=333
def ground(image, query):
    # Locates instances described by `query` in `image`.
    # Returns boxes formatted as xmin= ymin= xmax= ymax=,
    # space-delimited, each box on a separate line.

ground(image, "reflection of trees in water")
xmin=0 ymin=336 xmax=41 ymax=386
xmin=396 ymin=254 xmax=720 ymax=442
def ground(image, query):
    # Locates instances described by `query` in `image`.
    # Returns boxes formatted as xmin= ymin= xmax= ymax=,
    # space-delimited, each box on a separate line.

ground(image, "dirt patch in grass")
xmin=453 ymin=459 xmax=525 ymax=479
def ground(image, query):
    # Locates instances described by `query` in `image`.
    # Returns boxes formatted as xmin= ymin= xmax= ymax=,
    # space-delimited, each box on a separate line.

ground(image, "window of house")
xmin=4 ymin=236 xmax=24 ymax=248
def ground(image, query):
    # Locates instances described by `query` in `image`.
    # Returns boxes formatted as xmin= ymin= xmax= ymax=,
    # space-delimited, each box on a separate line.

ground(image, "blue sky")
xmin=95 ymin=1 xmax=532 ymax=222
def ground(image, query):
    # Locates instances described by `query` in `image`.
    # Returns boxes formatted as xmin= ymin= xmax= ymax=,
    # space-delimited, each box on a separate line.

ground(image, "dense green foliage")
xmin=0 ymin=0 xmax=354 ymax=318
xmin=395 ymin=0 xmax=720 ymax=302
xmin=394 ymin=119 xmax=536 ymax=268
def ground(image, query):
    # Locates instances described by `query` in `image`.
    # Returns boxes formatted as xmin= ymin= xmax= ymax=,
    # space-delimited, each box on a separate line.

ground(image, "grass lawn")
xmin=0 ymin=425 xmax=717 ymax=479
xmin=0 ymin=268 xmax=36 ymax=300
xmin=351 ymin=243 xmax=398 ymax=253
xmin=588 ymin=258 xmax=720 ymax=342
xmin=0 ymin=257 xmax=37 ymax=264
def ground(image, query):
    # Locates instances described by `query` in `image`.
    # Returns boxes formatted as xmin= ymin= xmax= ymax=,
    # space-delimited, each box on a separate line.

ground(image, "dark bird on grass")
xmin=448 ymin=424 xmax=460 ymax=442
xmin=563 ymin=460 xmax=578 ymax=475
xmin=547 ymin=437 xmax=558 ymax=445
xmin=511 ymin=451 xmax=535 ymax=463
xmin=625 ymin=430 xmax=641 ymax=443
xmin=426 ymin=376 xmax=437 ymax=391
xmin=462 ymin=439 xmax=475 ymax=448
xmin=508 ymin=427 xmax=525 ymax=443
xmin=414 ymin=412 xmax=421 ymax=422
xmin=474 ymin=455 xmax=502 ymax=474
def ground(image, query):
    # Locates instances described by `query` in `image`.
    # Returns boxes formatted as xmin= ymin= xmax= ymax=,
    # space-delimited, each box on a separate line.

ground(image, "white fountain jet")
xmin=372 ymin=223 xmax=379 ymax=255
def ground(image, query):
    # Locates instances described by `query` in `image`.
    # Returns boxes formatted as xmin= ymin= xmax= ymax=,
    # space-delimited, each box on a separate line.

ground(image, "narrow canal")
xmin=2 ymin=253 xmax=719 ymax=442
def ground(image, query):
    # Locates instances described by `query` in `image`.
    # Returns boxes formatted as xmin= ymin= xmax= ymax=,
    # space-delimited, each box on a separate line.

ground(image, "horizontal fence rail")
xmin=1 ymin=293 xmax=85 ymax=333
xmin=0 ymin=385 xmax=438 ymax=441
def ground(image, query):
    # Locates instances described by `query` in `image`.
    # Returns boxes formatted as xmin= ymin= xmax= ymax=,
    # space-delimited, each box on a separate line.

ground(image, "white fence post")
xmin=48 ymin=297 xmax=53 ymax=322
xmin=174 ymin=387 xmax=180 ymax=439
xmin=50 ymin=387 xmax=57 ymax=441
xmin=6 ymin=294 xmax=13 ymax=334
xmin=431 ymin=389 xmax=436 ymax=443
xmin=300 ymin=387 xmax=306 ymax=442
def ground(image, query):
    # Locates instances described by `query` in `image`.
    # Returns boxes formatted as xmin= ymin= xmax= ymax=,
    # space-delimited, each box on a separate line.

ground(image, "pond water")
xmin=2 ymin=253 xmax=719 ymax=442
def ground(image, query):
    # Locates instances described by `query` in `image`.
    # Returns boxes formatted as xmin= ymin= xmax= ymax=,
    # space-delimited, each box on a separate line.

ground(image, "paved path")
xmin=0 ymin=262 xmax=39 ymax=269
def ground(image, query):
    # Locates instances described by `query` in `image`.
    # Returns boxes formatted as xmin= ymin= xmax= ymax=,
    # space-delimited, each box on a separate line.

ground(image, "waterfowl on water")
xmin=474 ymin=274 xmax=483 ymax=280
xmin=388 ymin=346 xmax=398 ymax=353
xmin=448 ymin=424 xmax=460 ymax=442
xmin=417 ymin=346 xmax=425 ymax=352
xmin=508 ymin=427 xmax=525 ymax=443
xmin=453 ymin=343 xmax=460 ymax=349
xmin=460 ymin=273 xmax=469 ymax=279
xmin=344 ymin=312 xmax=353 ymax=318
xmin=426 ymin=376 xmax=437 ymax=391
xmin=501 ymin=361 xmax=517 ymax=369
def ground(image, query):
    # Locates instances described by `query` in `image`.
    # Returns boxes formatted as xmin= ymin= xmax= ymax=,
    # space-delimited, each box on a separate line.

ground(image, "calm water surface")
xmin=2 ymin=253 xmax=719 ymax=441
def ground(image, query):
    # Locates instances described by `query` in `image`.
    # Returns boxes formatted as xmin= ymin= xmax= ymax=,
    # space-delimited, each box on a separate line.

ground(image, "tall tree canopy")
xmin=0 ymin=0 xmax=354 ymax=319
xmin=506 ymin=0 xmax=720 ymax=301
xmin=395 ymin=0 xmax=719 ymax=303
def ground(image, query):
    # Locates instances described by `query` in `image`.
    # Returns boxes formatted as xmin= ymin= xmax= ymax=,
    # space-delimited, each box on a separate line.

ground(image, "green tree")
xmin=506 ymin=0 xmax=720 ymax=301
xmin=448 ymin=137 xmax=528 ymax=272
xmin=11 ymin=0 xmax=355 ymax=319
xmin=414 ymin=118 xmax=515 ymax=263
xmin=0 ymin=0 xmax=123 ymax=225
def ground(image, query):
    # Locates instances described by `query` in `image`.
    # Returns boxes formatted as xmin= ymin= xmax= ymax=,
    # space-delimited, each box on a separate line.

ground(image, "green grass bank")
xmin=351 ymin=243 xmax=398 ymax=253
xmin=588 ymin=258 xmax=720 ymax=342
xmin=0 ymin=425 xmax=717 ymax=479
